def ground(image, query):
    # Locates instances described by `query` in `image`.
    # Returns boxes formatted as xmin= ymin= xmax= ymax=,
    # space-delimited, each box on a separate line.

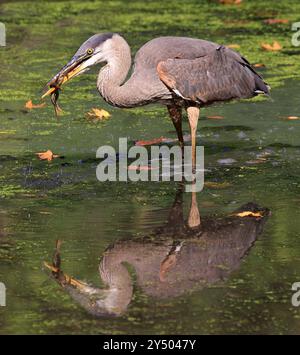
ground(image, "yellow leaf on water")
xmin=253 ymin=63 xmax=266 ymax=68
xmin=219 ymin=0 xmax=242 ymax=4
xmin=261 ymin=41 xmax=282 ymax=51
xmin=86 ymin=108 xmax=111 ymax=120
xmin=235 ymin=211 xmax=263 ymax=218
xmin=227 ymin=44 xmax=240 ymax=49
xmin=36 ymin=150 xmax=59 ymax=161
xmin=207 ymin=115 xmax=224 ymax=120
xmin=0 ymin=130 xmax=16 ymax=134
xmin=135 ymin=136 xmax=167 ymax=146
xmin=25 ymin=100 xmax=46 ymax=109
xmin=264 ymin=19 xmax=289 ymax=25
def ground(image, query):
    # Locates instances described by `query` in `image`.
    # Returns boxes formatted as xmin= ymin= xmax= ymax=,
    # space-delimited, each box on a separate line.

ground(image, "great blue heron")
xmin=45 ymin=185 xmax=269 ymax=317
xmin=43 ymin=33 xmax=270 ymax=166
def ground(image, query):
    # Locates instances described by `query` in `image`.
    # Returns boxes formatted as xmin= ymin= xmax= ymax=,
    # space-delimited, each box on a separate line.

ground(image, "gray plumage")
xmin=46 ymin=33 xmax=270 ymax=165
xmin=157 ymin=45 xmax=269 ymax=105
xmin=49 ymin=33 xmax=269 ymax=108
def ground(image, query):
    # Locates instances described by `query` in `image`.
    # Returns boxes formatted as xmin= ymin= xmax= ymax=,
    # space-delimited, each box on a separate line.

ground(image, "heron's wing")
xmin=157 ymin=46 xmax=270 ymax=105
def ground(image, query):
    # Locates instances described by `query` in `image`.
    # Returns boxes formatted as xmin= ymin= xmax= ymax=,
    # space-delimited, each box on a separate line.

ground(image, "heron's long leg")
xmin=187 ymin=106 xmax=200 ymax=172
xmin=167 ymin=105 xmax=183 ymax=151
xmin=165 ymin=183 xmax=184 ymax=227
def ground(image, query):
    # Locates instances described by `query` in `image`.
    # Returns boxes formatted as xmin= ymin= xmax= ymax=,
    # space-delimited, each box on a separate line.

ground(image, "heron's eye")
xmin=86 ymin=48 xmax=94 ymax=55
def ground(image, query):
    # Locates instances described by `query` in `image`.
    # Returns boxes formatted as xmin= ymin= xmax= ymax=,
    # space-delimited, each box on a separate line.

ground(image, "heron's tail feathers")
xmin=254 ymin=75 xmax=271 ymax=96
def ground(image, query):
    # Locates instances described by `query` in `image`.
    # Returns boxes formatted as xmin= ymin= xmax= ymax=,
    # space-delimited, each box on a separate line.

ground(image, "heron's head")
xmin=42 ymin=32 xmax=115 ymax=98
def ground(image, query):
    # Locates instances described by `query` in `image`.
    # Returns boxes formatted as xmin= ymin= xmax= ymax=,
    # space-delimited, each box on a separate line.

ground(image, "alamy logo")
xmin=0 ymin=282 xmax=6 ymax=306
xmin=0 ymin=23 xmax=6 ymax=47
xmin=291 ymin=282 xmax=300 ymax=307
xmin=291 ymin=22 xmax=300 ymax=47
xmin=95 ymin=138 xmax=204 ymax=192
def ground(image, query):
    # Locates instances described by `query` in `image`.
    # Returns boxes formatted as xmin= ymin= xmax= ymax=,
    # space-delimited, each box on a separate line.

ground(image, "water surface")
xmin=1 ymin=0 xmax=300 ymax=335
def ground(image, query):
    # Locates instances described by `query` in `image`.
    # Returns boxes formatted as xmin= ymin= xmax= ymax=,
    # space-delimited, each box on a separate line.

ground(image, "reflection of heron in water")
xmin=45 ymin=185 xmax=269 ymax=317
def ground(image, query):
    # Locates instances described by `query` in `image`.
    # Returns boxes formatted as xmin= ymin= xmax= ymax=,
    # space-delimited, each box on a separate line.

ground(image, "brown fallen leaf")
xmin=25 ymin=100 xmax=46 ymax=109
xmin=264 ymin=19 xmax=289 ymax=25
xmin=86 ymin=108 xmax=111 ymax=121
xmin=261 ymin=41 xmax=282 ymax=51
xmin=219 ymin=0 xmax=242 ymax=4
xmin=207 ymin=115 xmax=224 ymax=120
xmin=253 ymin=63 xmax=266 ymax=68
xmin=36 ymin=150 xmax=59 ymax=161
xmin=234 ymin=211 xmax=263 ymax=218
xmin=135 ymin=136 xmax=168 ymax=146
xmin=227 ymin=44 xmax=240 ymax=49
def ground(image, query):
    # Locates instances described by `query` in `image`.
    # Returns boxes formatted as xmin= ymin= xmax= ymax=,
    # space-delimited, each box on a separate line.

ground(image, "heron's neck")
xmin=65 ymin=253 xmax=133 ymax=317
xmin=97 ymin=37 xmax=143 ymax=108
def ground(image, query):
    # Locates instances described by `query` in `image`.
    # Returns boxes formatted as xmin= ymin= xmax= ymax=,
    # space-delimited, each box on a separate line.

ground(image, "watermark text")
xmin=292 ymin=282 xmax=300 ymax=307
xmin=291 ymin=22 xmax=300 ymax=47
xmin=96 ymin=138 xmax=204 ymax=192
xmin=0 ymin=23 xmax=6 ymax=47
xmin=0 ymin=282 xmax=6 ymax=307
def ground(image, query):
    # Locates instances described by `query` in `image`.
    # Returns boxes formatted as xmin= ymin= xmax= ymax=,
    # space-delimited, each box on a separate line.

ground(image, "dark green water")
xmin=1 ymin=0 xmax=300 ymax=334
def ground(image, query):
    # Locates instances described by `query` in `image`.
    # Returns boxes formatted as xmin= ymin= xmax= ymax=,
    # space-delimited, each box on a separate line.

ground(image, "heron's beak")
xmin=42 ymin=54 xmax=90 ymax=99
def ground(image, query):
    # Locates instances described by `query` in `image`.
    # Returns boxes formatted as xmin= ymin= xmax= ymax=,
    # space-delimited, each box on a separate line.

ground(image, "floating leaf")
xmin=25 ymin=100 xmax=46 ymax=109
xmin=207 ymin=115 xmax=224 ymax=120
xmin=36 ymin=150 xmax=59 ymax=161
xmin=86 ymin=108 xmax=111 ymax=121
xmin=234 ymin=211 xmax=263 ymax=218
xmin=135 ymin=134 xmax=191 ymax=146
xmin=0 ymin=130 xmax=16 ymax=134
xmin=227 ymin=44 xmax=240 ymax=49
xmin=219 ymin=0 xmax=242 ymax=4
xmin=261 ymin=41 xmax=282 ymax=51
xmin=135 ymin=136 xmax=167 ymax=146
xmin=253 ymin=63 xmax=266 ymax=68
xmin=264 ymin=19 xmax=289 ymax=25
